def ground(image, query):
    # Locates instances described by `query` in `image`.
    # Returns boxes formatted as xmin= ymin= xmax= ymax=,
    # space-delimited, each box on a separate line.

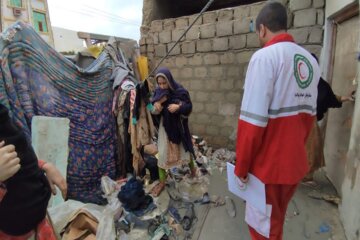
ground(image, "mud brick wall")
xmin=140 ymin=0 xmax=325 ymax=149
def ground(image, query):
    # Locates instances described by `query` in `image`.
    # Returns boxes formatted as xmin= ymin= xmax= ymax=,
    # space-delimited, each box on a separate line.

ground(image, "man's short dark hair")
xmin=256 ymin=1 xmax=287 ymax=32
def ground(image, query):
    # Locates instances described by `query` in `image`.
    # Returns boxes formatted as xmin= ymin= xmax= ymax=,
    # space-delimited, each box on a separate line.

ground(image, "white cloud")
xmin=47 ymin=0 xmax=143 ymax=41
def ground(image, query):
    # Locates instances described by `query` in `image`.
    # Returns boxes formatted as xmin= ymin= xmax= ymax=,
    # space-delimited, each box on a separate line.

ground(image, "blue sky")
xmin=47 ymin=0 xmax=143 ymax=41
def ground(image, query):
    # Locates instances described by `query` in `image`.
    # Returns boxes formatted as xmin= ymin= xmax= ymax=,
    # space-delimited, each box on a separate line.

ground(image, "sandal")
xmin=150 ymin=182 xmax=166 ymax=197
xmin=168 ymin=207 xmax=182 ymax=223
xmin=166 ymin=182 xmax=182 ymax=201
xmin=115 ymin=219 xmax=131 ymax=234
xmin=194 ymin=192 xmax=211 ymax=205
xmin=225 ymin=196 xmax=236 ymax=218
xmin=212 ymin=196 xmax=225 ymax=207
xmin=147 ymin=215 xmax=162 ymax=236
xmin=181 ymin=203 xmax=195 ymax=231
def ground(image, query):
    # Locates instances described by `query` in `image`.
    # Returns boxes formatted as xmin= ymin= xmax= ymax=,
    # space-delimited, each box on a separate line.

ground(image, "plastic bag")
xmin=96 ymin=199 xmax=122 ymax=240
xmin=96 ymin=176 xmax=123 ymax=239
xmin=101 ymin=176 xmax=118 ymax=198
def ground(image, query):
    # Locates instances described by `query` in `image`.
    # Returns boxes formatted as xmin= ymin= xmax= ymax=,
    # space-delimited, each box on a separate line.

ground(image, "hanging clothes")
xmin=114 ymin=80 xmax=136 ymax=177
xmin=130 ymin=80 xmax=156 ymax=175
xmin=0 ymin=22 xmax=118 ymax=204
xmin=136 ymin=56 xmax=149 ymax=81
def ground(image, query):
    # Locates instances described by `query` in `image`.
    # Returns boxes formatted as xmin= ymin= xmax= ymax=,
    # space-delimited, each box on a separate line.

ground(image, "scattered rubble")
xmin=308 ymin=191 xmax=341 ymax=205
xmin=49 ymin=134 xmax=238 ymax=239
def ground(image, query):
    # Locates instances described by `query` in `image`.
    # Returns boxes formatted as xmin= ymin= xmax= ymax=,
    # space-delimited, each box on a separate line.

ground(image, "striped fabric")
xmin=0 ymin=22 xmax=118 ymax=204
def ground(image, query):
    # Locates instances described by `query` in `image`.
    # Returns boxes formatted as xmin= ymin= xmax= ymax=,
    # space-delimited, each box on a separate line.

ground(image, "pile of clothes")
xmin=117 ymin=178 xmax=156 ymax=217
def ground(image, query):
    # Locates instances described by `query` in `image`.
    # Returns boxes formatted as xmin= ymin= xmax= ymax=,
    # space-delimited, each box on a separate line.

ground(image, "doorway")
xmin=324 ymin=11 xmax=359 ymax=194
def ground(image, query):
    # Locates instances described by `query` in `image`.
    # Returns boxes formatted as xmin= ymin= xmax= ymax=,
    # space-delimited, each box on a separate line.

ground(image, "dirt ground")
xmin=195 ymin=169 xmax=346 ymax=240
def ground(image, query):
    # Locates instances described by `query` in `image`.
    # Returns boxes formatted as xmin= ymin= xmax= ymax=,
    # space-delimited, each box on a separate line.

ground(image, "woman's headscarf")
xmin=152 ymin=67 xmax=189 ymax=104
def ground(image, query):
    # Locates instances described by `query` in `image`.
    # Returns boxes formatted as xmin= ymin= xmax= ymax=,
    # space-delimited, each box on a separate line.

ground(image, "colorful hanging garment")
xmin=0 ymin=22 xmax=120 ymax=204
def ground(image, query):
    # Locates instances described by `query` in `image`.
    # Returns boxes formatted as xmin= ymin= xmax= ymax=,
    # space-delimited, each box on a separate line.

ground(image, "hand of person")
xmin=0 ymin=141 xmax=21 ymax=182
xmin=238 ymin=175 xmax=249 ymax=183
xmin=168 ymin=104 xmax=180 ymax=113
xmin=236 ymin=175 xmax=248 ymax=190
xmin=341 ymin=91 xmax=356 ymax=102
xmin=159 ymin=96 xmax=168 ymax=103
xmin=42 ymin=162 xmax=67 ymax=200
xmin=340 ymin=96 xmax=355 ymax=102
xmin=154 ymin=102 xmax=163 ymax=112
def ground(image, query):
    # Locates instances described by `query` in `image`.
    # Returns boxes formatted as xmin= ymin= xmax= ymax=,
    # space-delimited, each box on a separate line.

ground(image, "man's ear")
xmin=259 ymin=24 xmax=266 ymax=38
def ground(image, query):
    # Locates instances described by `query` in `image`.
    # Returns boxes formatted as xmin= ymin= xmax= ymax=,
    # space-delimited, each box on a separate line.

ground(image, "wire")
xmin=49 ymin=3 xmax=141 ymax=27
xmin=57 ymin=7 xmax=139 ymax=27
xmin=83 ymin=4 xmax=141 ymax=26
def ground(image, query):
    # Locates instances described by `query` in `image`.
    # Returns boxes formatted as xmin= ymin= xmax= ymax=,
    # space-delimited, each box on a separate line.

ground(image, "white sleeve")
xmin=240 ymin=56 xmax=275 ymax=127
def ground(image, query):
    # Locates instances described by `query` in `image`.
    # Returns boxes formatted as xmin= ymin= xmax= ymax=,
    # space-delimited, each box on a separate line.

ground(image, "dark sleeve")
xmin=317 ymin=78 xmax=342 ymax=120
xmin=0 ymin=182 xmax=7 ymax=203
xmin=178 ymin=101 xmax=192 ymax=115
xmin=132 ymin=84 xmax=141 ymax=123
xmin=321 ymin=79 xmax=342 ymax=108
xmin=178 ymin=91 xmax=192 ymax=116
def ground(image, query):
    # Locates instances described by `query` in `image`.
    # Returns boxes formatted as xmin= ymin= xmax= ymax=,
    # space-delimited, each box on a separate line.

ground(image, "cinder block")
xmin=213 ymin=38 xmax=229 ymax=51
xmin=204 ymin=53 xmax=220 ymax=65
xmin=216 ymin=21 xmax=233 ymax=37
xmin=203 ymin=11 xmax=218 ymax=24
xmin=289 ymin=0 xmax=312 ymax=11
xmin=182 ymin=41 xmax=196 ymax=54
xmin=197 ymin=39 xmax=212 ymax=52
xmin=200 ymin=23 xmax=216 ymax=39
xmin=150 ymin=20 xmax=163 ymax=32
xmin=229 ymin=35 xmax=246 ymax=50
xmin=293 ymin=8 xmax=317 ymax=27
xmin=218 ymin=9 xmax=234 ymax=22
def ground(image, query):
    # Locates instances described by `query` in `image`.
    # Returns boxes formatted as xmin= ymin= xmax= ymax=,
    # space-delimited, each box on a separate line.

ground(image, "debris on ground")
xmin=286 ymin=199 xmax=300 ymax=220
xmin=308 ymin=190 xmax=341 ymax=205
xmin=317 ymin=222 xmax=331 ymax=234
xmin=225 ymin=196 xmax=236 ymax=218
xmin=49 ymin=134 xmax=238 ymax=239
xmin=192 ymin=135 xmax=236 ymax=175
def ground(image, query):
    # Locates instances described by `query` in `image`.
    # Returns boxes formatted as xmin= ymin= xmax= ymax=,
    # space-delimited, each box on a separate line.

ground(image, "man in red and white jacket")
xmin=235 ymin=2 xmax=320 ymax=239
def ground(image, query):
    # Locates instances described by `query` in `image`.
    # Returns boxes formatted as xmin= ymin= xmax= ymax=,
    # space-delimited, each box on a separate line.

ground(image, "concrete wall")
xmin=324 ymin=15 xmax=359 ymax=194
xmin=53 ymin=27 xmax=85 ymax=53
xmin=140 ymin=0 xmax=325 ymax=148
xmin=338 ymin=4 xmax=360 ymax=240
xmin=320 ymin=1 xmax=360 ymax=239
xmin=340 ymin=49 xmax=360 ymax=240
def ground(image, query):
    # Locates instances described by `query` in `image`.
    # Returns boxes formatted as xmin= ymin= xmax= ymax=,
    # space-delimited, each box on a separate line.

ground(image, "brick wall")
xmin=140 ymin=0 xmax=325 ymax=149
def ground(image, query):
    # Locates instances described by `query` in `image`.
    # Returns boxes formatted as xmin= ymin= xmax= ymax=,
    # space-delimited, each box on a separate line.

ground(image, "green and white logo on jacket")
xmin=294 ymin=54 xmax=313 ymax=89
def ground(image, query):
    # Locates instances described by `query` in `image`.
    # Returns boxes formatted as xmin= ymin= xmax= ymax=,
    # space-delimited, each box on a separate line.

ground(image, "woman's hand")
xmin=154 ymin=102 xmax=163 ymax=112
xmin=168 ymin=104 xmax=180 ymax=113
xmin=341 ymin=91 xmax=356 ymax=102
xmin=42 ymin=162 xmax=67 ymax=200
xmin=159 ymin=96 xmax=168 ymax=103
xmin=0 ymin=141 xmax=21 ymax=182
xmin=340 ymin=96 xmax=355 ymax=102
